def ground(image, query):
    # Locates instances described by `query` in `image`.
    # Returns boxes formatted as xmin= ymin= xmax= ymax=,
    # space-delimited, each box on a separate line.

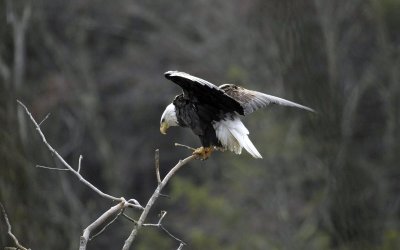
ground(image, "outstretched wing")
xmin=165 ymin=71 xmax=244 ymax=115
xmin=220 ymin=84 xmax=315 ymax=115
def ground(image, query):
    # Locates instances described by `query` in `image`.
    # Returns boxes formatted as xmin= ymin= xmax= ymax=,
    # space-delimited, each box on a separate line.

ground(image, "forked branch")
xmin=18 ymin=100 xmax=196 ymax=249
xmin=17 ymin=100 xmax=142 ymax=209
xmin=143 ymin=211 xmax=186 ymax=247
xmin=17 ymin=100 xmax=144 ymax=250
xmin=79 ymin=200 xmax=129 ymax=250
xmin=122 ymin=155 xmax=196 ymax=250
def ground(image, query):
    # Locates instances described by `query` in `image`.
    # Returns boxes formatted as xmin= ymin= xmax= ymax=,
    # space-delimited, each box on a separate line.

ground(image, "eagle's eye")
xmin=161 ymin=118 xmax=165 ymax=123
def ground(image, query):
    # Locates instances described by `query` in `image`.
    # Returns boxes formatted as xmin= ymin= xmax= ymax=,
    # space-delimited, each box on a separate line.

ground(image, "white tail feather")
xmin=213 ymin=117 xmax=262 ymax=158
xmin=229 ymin=129 xmax=262 ymax=158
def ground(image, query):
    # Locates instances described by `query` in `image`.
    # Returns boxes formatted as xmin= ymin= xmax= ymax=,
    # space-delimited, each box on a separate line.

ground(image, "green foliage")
xmin=382 ymin=229 xmax=400 ymax=250
xmin=170 ymin=177 xmax=235 ymax=218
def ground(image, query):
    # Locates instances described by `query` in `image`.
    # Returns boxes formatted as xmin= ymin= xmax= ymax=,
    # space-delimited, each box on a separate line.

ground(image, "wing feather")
xmin=220 ymin=84 xmax=315 ymax=115
xmin=165 ymin=71 xmax=244 ymax=115
xmin=165 ymin=71 xmax=220 ymax=91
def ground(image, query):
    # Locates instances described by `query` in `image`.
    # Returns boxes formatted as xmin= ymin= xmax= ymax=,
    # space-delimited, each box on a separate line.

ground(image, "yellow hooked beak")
xmin=160 ymin=121 xmax=169 ymax=135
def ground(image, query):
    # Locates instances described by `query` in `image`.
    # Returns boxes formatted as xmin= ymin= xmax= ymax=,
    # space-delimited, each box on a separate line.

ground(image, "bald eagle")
xmin=160 ymin=71 xmax=314 ymax=159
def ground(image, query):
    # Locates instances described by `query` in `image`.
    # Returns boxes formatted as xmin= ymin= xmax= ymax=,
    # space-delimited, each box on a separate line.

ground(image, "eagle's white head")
xmin=160 ymin=103 xmax=178 ymax=134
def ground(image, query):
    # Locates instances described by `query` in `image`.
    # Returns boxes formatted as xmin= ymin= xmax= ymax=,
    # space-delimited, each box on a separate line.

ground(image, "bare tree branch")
xmin=155 ymin=149 xmax=161 ymax=185
xmin=143 ymin=210 xmax=167 ymax=227
xmin=174 ymin=143 xmax=195 ymax=151
xmin=38 ymin=113 xmax=51 ymax=127
xmin=79 ymin=201 xmax=130 ymax=250
xmin=143 ymin=211 xmax=186 ymax=247
xmin=78 ymin=155 xmax=83 ymax=173
xmin=122 ymin=213 xmax=137 ymax=224
xmin=126 ymin=199 xmax=142 ymax=209
xmin=89 ymin=209 xmax=124 ymax=241
xmin=36 ymin=164 xmax=69 ymax=171
xmin=122 ymin=154 xmax=196 ymax=250
xmin=18 ymin=100 xmax=147 ymax=249
xmin=17 ymin=100 xmax=143 ymax=207
xmin=0 ymin=202 xmax=30 ymax=250
xmin=18 ymin=100 xmax=195 ymax=249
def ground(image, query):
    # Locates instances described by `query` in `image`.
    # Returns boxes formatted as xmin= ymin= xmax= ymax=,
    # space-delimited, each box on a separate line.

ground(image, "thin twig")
xmin=143 ymin=211 xmax=186 ymax=246
xmin=18 ymin=100 xmax=144 ymax=249
xmin=17 ymin=100 xmax=132 ymax=203
xmin=159 ymin=193 xmax=171 ymax=199
xmin=0 ymin=202 xmax=30 ymax=250
xmin=18 ymin=100 xmax=193 ymax=249
xmin=122 ymin=154 xmax=196 ymax=250
xmin=78 ymin=155 xmax=83 ymax=173
xmin=126 ymin=199 xmax=142 ymax=208
xmin=89 ymin=209 xmax=124 ymax=241
xmin=36 ymin=164 xmax=69 ymax=171
xmin=177 ymin=243 xmax=184 ymax=250
xmin=174 ymin=143 xmax=195 ymax=151
xmin=142 ymin=210 xmax=167 ymax=226
xmin=142 ymin=223 xmax=186 ymax=245
xmin=80 ymin=201 xmax=129 ymax=250
xmin=122 ymin=213 xmax=137 ymax=224
xmin=126 ymin=199 xmax=142 ymax=209
xmin=160 ymin=225 xmax=186 ymax=246
xmin=38 ymin=113 xmax=51 ymax=127
xmin=155 ymin=149 xmax=161 ymax=185
xmin=158 ymin=210 xmax=167 ymax=224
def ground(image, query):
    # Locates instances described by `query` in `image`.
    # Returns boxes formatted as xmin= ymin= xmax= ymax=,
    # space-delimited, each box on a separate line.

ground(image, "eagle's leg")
xmin=193 ymin=146 xmax=213 ymax=160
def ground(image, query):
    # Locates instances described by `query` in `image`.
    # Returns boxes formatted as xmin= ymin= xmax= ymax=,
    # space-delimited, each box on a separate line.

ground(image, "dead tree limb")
xmin=80 ymin=200 xmax=127 ymax=250
xmin=17 ymin=100 xmax=142 ymax=207
xmin=143 ymin=211 xmax=186 ymax=247
xmin=18 ymin=100 xmax=196 ymax=249
xmin=17 ymin=100 xmax=144 ymax=250
xmin=0 ymin=202 xmax=30 ymax=250
xmin=155 ymin=149 xmax=161 ymax=185
xmin=122 ymin=154 xmax=196 ymax=250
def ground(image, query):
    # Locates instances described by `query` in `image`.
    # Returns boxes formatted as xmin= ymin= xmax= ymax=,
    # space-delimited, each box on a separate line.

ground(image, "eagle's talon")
xmin=192 ymin=147 xmax=213 ymax=160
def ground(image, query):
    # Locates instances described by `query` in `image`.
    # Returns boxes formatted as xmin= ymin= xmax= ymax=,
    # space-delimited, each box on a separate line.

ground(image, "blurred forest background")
xmin=1 ymin=0 xmax=400 ymax=249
